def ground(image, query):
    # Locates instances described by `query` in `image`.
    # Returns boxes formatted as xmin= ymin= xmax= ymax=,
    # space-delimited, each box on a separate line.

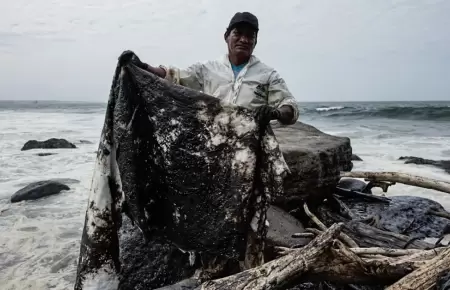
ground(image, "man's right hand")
xmin=118 ymin=50 xmax=148 ymax=70
xmin=118 ymin=50 xmax=166 ymax=78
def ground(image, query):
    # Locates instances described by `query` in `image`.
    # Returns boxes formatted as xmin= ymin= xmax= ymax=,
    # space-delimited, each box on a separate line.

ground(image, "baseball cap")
xmin=227 ymin=12 xmax=259 ymax=33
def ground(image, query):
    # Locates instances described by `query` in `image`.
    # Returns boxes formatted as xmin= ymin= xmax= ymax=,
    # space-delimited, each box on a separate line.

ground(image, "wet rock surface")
xmin=344 ymin=195 xmax=450 ymax=238
xmin=266 ymin=205 xmax=311 ymax=248
xmin=272 ymin=122 xmax=353 ymax=211
xmin=11 ymin=180 xmax=71 ymax=203
xmin=21 ymin=138 xmax=76 ymax=151
xmin=399 ymin=156 xmax=450 ymax=174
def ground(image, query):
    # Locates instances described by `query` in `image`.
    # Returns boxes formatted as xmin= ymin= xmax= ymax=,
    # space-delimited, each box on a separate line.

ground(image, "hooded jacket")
xmin=162 ymin=54 xmax=299 ymax=124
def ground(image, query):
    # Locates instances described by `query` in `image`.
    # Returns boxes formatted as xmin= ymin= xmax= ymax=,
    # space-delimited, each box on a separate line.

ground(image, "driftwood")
xmin=303 ymin=203 xmax=359 ymax=248
xmin=340 ymin=171 xmax=450 ymax=194
xmin=199 ymin=223 xmax=344 ymax=290
xmin=197 ymin=223 xmax=447 ymax=290
xmin=428 ymin=209 xmax=450 ymax=220
xmin=386 ymin=248 xmax=450 ymax=289
xmin=335 ymin=186 xmax=391 ymax=203
xmin=316 ymin=206 xmax=434 ymax=249
xmin=343 ymin=222 xmax=434 ymax=250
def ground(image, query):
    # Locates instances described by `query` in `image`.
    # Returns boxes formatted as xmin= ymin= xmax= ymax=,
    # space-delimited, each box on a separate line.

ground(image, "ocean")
xmin=0 ymin=100 xmax=449 ymax=289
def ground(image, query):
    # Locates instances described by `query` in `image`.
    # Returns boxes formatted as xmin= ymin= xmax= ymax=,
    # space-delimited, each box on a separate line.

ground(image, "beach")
xmin=0 ymin=100 xmax=449 ymax=290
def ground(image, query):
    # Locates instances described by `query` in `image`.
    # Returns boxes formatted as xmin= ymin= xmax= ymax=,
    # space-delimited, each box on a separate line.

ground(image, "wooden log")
xmin=198 ymin=223 xmax=445 ymax=289
xmin=335 ymin=186 xmax=391 ymax=203
xmin=428 ymin=209 xmax=450 ymax=220
xmin=340 ymin=171 xmax=450 ymax=194
xmin=199 ymin=223 xmax=343 ymax=290
xmin=316 ymin=207 xmax=435 ymax=250
xmin=303 ymin=203 xmax=359 ymax=248
xmin=343 ymin=221 xmax=434 ymax=250
xmin=386 ymin=248 xmax=450 ymax=290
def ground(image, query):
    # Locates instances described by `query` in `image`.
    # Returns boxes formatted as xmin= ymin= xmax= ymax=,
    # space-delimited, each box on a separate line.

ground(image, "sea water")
xmin=0 ymin=100 xmax=449 ymax=289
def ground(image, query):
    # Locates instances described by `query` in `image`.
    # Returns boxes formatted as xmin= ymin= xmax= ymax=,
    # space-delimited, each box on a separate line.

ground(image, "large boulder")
xmin=272 ymin=122 xmax=353 ymax=210
xmin=21 ymin=138 xmax=76 ymax=151
xmin=11 ymin=180 xmax=70 ymax=203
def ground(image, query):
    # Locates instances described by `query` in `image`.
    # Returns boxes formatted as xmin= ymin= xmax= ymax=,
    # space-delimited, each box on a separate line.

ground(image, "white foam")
xmin=316 ymin=106 xmax=345 ymax=112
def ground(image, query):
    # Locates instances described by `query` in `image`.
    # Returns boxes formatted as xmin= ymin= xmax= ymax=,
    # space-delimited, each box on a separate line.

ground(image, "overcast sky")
xmin=0 ymin=0 xmax=449 ymax=102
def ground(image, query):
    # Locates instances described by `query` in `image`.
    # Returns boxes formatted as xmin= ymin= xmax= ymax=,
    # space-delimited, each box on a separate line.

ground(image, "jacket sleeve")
xmin=267 ymin=70 xmax=299 ymax=125
xmin=161 ymin=63 xmax=204 ymax=92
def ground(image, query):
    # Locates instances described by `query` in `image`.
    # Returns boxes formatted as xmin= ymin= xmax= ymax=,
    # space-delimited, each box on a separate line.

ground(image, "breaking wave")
xmin=304 ymin=104 xmax=450 ymax=121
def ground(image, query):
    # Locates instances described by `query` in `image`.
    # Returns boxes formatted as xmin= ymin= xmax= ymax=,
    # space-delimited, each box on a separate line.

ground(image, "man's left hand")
xmin=254 ymin=105 xmax=279 ymax=126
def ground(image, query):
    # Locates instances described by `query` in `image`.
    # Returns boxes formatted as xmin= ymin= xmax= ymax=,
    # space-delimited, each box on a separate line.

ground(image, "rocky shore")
xmin=10 ymin=122 xmax=450 ymax=290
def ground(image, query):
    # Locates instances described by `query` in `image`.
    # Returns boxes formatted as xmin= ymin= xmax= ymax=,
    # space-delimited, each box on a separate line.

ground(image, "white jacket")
xmin=162 ymin=54 xmax=299 ymax=124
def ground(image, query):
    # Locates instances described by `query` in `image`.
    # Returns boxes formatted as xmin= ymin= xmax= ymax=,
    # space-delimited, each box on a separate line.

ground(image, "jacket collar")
xmin=221 ymin=54 xmax=260 ymax=68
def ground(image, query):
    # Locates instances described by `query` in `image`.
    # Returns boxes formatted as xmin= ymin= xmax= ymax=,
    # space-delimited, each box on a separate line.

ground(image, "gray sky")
xmin=0 ymin=0 xmax=449 ymax=102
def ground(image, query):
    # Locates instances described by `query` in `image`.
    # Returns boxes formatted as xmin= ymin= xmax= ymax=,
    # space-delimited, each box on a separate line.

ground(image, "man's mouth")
xmin=236 ymin=45 xmax=249 ymax=50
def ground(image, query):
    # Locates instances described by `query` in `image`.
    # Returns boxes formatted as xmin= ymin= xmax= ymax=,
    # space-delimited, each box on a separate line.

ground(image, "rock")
xmin=437 ymin=271 xmax=450 ymax=290
xmin=352 ymin=154 xmax=363 ymax=161
xmin=344 ymin=196 xmax=450 ymax=238
xmin=11 ymin=180 xmax=70 ymax=203
xmin=338 ymin=178 xmax=372 ymax=194
xmin=79 ymin=140 xmax=93 ymax=144
xmin=272 ymin=122 xmax=353 ymax=211
xmin=266 ymin=205 xmax=311 ymax=248
xmin=399 ymin=156 xmax=450 ymax=174
xmin=35 ymin=153 xmax=57 ymax=156
xmin=21 ymin=138 xmax=77 ymax=151
xmin=16 ymin=178 xmax=79 ymax=188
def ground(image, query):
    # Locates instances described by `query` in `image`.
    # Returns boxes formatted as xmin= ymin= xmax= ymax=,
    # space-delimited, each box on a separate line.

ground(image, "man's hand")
xmin=254 ymin=105 xmax=278 ymax=126
xmin=118 ymin=50 xmax=148 ymax=70
xmin=254 ymin=105 xmax=295 ymax=126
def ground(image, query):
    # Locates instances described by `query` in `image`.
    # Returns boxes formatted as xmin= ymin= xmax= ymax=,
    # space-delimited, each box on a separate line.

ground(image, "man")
xmin=119 ymin=12 xmax=299 ymax=126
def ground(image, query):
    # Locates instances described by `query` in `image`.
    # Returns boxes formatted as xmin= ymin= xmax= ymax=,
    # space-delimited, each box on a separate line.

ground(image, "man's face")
xmin=226 ymin=24 xmax=257 ymax=59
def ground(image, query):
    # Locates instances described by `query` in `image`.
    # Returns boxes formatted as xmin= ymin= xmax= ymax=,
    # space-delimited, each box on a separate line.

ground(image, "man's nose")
xmin=239 ymin=35 xmax=251 ymax=43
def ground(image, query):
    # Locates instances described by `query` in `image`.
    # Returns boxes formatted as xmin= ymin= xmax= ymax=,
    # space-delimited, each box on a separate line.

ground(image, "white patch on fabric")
xmin=188 ymin=251 xmax=196 ymax=266
xmin=86 ymin=139 xmax=114 ymax=238
xmin=173 ymin=207 xmax=180 ymax=224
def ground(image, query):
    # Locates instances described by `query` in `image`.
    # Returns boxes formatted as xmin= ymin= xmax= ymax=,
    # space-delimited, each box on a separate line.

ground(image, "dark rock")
xmin=21 ymin=138 xmax=77 ymax=151
xmin=338 ymin=178 xmax=372 ymax=194
xmin=266 ymin=206 xmax=311 ymax=248
xmin=344 ymin=196 xmax=450 ymax=238
xmin=79 ymin=140 xmax=93 ymax=144
xmin=399 ymin=156 xmax=450 ymax=174
xmin=352 ymin=154 xmax=363 ymax=161
xmin=272 ymin=122 xmax=353 ymax=211
xmin=35 ymin=153 xmax=57 ymax=156
xmin=437 ymin=271 xmax=450 ymax=290
xmin=11 ymin=180 xmax=70 ymax=203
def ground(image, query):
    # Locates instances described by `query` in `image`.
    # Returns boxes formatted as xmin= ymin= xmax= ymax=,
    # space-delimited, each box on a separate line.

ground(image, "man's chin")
xmin=234 ymin=49 xmax=251 ymax=58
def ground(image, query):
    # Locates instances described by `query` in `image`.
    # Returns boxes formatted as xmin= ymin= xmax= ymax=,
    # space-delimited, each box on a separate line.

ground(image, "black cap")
xmin=226 ymin=12 xmax=259 ymax=33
